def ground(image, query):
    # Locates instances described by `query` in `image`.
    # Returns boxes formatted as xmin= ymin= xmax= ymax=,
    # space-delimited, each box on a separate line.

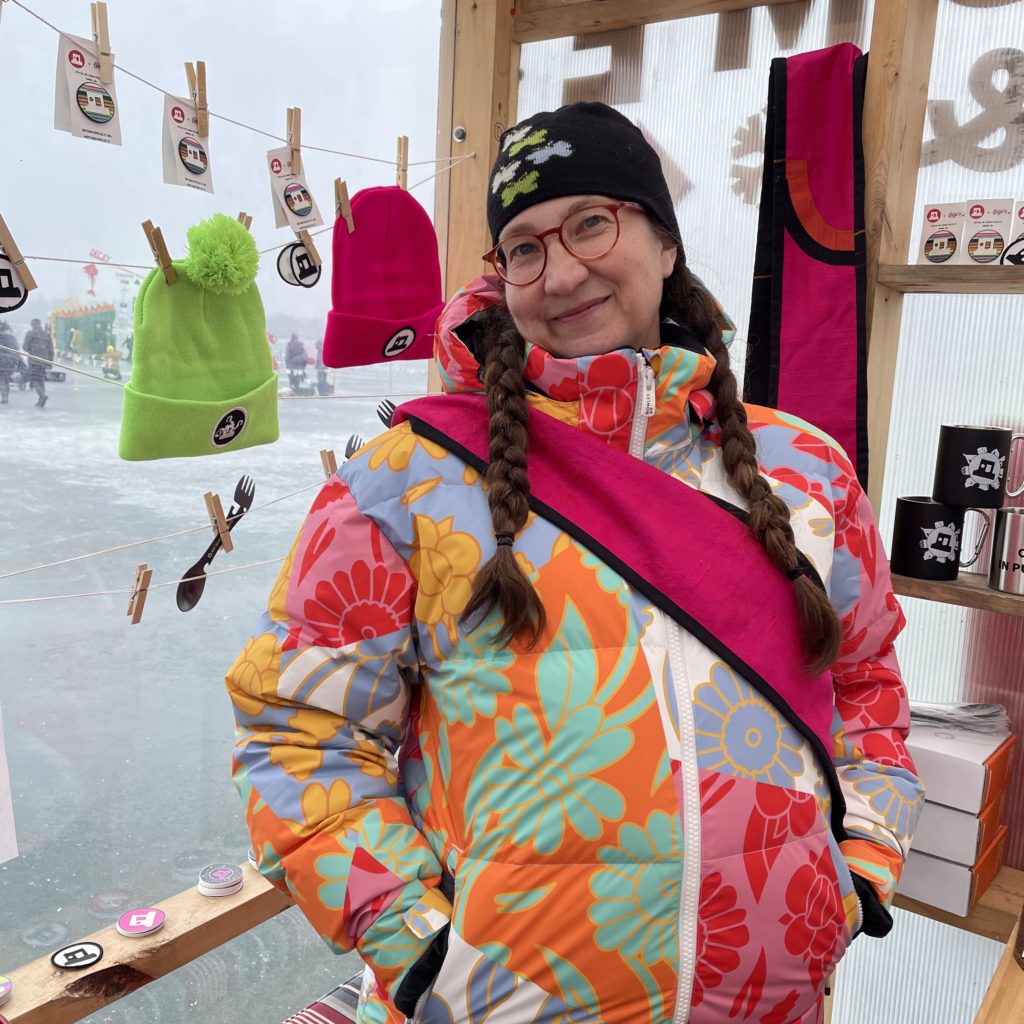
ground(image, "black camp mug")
xmin=932 ymin=424 xmax=1024 ymax=509
xmin=890 ymin=496 xmax=990 ymax=581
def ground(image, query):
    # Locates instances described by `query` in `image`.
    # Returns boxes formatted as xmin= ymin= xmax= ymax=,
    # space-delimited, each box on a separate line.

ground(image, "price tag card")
xmin=162 ymin=95 xmax=214 ymax=193
xmin=53 ymin=33 xmax=122 ymax=146
xmin=267 ymin=146 xmax=323 ymax=232
xmin=0 ymin=702 xmax=17 ymax=866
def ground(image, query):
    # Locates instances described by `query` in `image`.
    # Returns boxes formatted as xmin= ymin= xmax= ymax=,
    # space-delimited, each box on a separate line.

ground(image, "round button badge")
xmin=276 ymin=242 xmax=321 ymax=288
xmin=51 ymin=941 xmax=103 ymax=970
xmin=116 ymin=908 xmax=166 ymax=938
xmin=199 ymin=864 xmax=243 ymax=889
xmin=76 ymin=83 xmax=115 ymax=124
xmin=0 ymin=254 xmax=29 ymax=313
xmin=0 ymin=976 xmax=11 ymax=1007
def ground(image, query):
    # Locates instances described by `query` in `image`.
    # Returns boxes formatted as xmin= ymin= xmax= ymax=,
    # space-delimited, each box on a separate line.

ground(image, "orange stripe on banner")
xmin=785 ymin=159 xmax=856 ymax=252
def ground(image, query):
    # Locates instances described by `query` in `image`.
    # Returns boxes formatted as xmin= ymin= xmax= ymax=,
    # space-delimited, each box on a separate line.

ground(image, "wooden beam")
xmin=437 ymin=0 xmax=517 ymax=301
xmin=514 ymin=0 xmax=796 ymax=43
xmin=973 ymin=924 xmax=1024 ymax=1024
xmin=3 ymin=871 xmax=292 ymax=1024
xmin=878 ymin=264 xmax=1024 ymax=295
xmin=860 ymin=0 xmax=938 ymax=512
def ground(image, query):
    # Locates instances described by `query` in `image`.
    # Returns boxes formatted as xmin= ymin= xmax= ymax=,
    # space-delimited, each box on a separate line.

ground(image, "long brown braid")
xmin=459 ymin=306 xmax=547 ymax=646
xmin=461 ymin=238 xmax=842 ymax=672
xmin=660 ymin=240 xmax=842 ymax=673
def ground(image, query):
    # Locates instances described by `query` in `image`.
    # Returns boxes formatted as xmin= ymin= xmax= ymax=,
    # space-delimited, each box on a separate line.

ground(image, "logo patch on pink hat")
xmin=383 ymin=328 xmax=416 ymax=358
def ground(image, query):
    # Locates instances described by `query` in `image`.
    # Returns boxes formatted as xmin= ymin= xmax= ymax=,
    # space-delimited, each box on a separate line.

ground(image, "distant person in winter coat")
xmin=227 ymin=103 xmax=923 ymax=1024
xmin=0 ymin=320 xmax=21 ymax=403
xmin=23 ymin=319 xmax=53 ymax=408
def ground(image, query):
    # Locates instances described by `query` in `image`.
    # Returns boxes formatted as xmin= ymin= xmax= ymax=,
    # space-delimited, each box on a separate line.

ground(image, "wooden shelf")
xmin=878 ymin=264 xmax=1024 ymax=294
xmin=895 ymin=865 xmax=1024 ymax=944
xmin=891 ymin=571 xmax=1024 ymax=617
xmin=2 ymin=869 xmax=293 ymax=1024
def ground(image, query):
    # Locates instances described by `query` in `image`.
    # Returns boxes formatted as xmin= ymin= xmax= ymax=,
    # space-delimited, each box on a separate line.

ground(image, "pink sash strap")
xmin=395 ymin=393 xmax=836 ymax=759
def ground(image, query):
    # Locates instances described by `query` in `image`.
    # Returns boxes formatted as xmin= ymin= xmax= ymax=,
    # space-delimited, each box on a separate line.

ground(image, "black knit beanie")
xmin=486 ymin=102 xmax=680 ymax=245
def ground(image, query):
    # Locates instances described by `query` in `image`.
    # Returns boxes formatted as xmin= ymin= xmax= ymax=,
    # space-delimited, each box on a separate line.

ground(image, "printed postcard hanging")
xmin=266 ymin=146 xmax=323 ymax=232
xmin=162 ymin=95 xmax=214 ymax=193
xmin=53 ymin=33 xmax=122 ymax=146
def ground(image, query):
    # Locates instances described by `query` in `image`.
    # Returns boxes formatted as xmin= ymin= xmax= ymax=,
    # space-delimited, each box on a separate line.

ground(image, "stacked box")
xmin=898 ymin=721 xmax=1017 ymax=916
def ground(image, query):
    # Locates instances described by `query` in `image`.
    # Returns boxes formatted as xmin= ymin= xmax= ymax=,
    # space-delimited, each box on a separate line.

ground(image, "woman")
xmin=227 ymin=102 xmax=922 ymax=1024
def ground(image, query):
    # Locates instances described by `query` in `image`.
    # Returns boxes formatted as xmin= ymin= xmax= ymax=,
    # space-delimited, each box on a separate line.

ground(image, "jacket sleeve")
xmin=225 ymin=475 xmax=451 ymax=1002
xmin=828 ymin=466 xmax=925 ymax=936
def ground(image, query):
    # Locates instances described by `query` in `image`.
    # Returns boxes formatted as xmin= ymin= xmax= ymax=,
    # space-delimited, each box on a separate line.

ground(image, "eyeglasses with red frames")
xmin=482 ymin=201 xmax=645 ymax=286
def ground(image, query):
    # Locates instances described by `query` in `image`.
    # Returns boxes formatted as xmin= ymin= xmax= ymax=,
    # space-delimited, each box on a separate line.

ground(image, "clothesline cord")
xmin=0 ymin=479 xmax=323 ymax=581
xmin=0 ymin=345 xmax=428 ymax=407
xmin=0 ymin=555 xmax=288 ymax=605
xmin=8 ymin=0 xmax=468 ymax=167
xmin=20 ymin=149 xmax=473 ymax=269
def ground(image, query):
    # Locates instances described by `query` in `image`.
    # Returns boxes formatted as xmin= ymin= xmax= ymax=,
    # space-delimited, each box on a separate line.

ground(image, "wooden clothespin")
xmin=142 ymin=221 xmax=176 ymax=284
xmin=320 ymin=449 xmax=338 ymax=478
xmin=185 ymin=60 xmax=209 ymax=137
xmin=127 ymin=563 xmax=153 ymax=625
xmin=0 ymin=211 xmax=38 ymax=292
xmin=395 ymin=135 xmax=409 ymax=190
xmin=296 ymin=229 xmax=321 ymax=269
xmin=90 ymin=2 xmax=114 ymax=84
xmin=204 ymin=491 xmax=234 ymax=553
xmin=237 ymin=212 xmax=253 ymax=231
xmin=287 ymin=107 xmax=302 ymax=175
xmin=334 ymin=179 xmax=354 ymax=233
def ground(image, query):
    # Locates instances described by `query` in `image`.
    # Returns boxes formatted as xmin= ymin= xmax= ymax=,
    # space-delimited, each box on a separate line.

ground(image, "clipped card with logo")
xmin=54 ymin=33 xmax=122 ymax=146
xmin=267 ymin=146 xmax=323 ymax=232
xmin=162 ymin=95 xmax=214 ymax=193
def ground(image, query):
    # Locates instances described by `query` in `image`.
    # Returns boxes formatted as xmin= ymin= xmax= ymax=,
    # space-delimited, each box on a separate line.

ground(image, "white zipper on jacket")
xmin=627 ymin=348 xmax=699 ymax=1020
xmin=666 ymin=618 xmax=701 ymax=1024
xmin=628 ymin=350 xmax=656 ymax=459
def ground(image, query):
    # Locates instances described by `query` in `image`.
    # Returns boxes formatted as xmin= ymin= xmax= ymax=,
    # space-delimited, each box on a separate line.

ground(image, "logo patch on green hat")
xmin=212 ymin=408 xmax=247 ymax=447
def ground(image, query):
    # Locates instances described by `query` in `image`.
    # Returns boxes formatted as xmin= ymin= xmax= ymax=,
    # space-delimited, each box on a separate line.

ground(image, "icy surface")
xmin=0 ymin=361 xmax=427 ymax=1020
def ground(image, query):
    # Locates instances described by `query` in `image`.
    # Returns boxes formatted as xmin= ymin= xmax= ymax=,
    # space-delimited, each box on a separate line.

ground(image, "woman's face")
xmin=500 ymin=194 xmax=677 ymax=359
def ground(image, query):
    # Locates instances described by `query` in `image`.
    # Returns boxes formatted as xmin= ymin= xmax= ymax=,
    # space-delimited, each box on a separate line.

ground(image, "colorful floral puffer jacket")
xmin=226 ymin=275 xmax=924 ymax=1024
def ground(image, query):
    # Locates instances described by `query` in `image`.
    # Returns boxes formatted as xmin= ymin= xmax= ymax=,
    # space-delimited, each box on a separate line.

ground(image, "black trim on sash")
xmin=405 ymin=412 xmax=849 ymax=843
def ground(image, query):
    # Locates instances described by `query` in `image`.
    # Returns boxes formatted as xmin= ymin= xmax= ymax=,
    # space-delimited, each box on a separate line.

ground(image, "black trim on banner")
xmin=852 ymin=52 xmax=870 ymax=489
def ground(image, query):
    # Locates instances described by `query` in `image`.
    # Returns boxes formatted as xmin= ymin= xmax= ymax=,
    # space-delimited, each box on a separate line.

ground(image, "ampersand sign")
xmin=923 ymin=48 xmax=1024 ymax=171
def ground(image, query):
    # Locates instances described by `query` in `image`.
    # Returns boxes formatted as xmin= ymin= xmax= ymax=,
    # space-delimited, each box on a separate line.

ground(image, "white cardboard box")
xmin=898 ymin=826 xmax=1007 ymax=917
xmin=905 ymin=722 xmax=1016 ymax=814
xmin=911 ymin=792 xmax=1004 ymax=864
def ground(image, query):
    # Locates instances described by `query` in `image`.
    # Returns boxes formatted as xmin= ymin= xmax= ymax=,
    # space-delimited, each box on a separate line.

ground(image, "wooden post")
xmin=434 ymin=0 xmax=517 ymax=303
xmin=860 ymin=0 xmax=938 ymax=512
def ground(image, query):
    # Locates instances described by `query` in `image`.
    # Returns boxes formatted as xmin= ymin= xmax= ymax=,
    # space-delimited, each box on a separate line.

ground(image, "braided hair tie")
xmin=495 ymin=532 xmax=515 ymax=547
xmin=787 ymin=566 xmax=808 ymax=582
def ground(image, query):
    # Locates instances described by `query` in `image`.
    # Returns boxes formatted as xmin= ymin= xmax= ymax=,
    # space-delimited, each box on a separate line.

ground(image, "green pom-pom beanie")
xmin=119 ymin=214 xmax=279 ymax=461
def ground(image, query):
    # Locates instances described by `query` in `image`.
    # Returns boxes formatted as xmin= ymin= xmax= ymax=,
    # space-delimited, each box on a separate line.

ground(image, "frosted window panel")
xmin=519 ymin=3 xmax=1020 ymax=1023
xmin=0 ymin=0 xmax=440 ymax=1019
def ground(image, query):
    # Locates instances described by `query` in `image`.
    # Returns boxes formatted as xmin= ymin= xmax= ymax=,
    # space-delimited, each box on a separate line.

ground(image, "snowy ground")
xmin=0 ymin=360 xmax=428 ymax=1021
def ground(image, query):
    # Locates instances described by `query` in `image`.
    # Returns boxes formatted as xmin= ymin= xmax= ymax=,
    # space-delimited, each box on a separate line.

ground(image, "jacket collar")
xmin=435 ymin=274 xmax=721 ymax=452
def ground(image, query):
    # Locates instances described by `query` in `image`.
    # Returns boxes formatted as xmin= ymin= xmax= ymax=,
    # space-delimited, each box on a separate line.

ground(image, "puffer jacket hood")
xmin=433 ymin=273 xmax=732 ymax=453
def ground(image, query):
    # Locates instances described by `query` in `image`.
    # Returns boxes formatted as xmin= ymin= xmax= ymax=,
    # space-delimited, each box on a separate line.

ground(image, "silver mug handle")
xmin=959 ymin=508 xmax=991 ymax=568
xmin=1007 ymin=433 xmax=1024 ymax=499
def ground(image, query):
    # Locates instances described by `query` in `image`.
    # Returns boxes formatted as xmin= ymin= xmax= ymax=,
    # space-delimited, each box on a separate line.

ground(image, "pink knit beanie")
xmin=322 ymin=186 xmax=444 ymax=368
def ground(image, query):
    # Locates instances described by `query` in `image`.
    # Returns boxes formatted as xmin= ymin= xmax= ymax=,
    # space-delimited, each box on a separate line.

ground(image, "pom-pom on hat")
xmin=119 ymin=214 xmax=279 ymax=461
xmin=322 ymin=186 xmax=444 ymax=369
xmin=487 ymin=101 xmax=680 ymax=245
